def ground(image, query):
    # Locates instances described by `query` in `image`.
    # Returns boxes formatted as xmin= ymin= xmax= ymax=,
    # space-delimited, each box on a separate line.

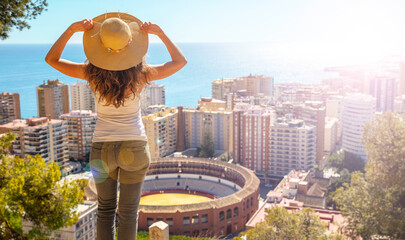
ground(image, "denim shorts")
xmin=89 ymin=140 xmax=151 ymax=184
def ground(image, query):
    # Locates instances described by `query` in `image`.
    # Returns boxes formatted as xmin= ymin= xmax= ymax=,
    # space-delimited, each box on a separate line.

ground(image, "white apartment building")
xmin=71 ymin=81 xmax=96 ymax=112
xmin=269 ymin=117 xmax=316 ymax=179
xmin=324 ymin=117 xmax=338 ymax=153
xmin=143 ymin=107 xmax=177 ymax=161
xmin=0 ymin=117 xmax=69 ymax=165
xmin=60 ymin=110 xmax=97 ymax=160
xmin=141 ymin=83 xmax=165 ymax=113
xmin=23 ymin=201 xmax=97 ymax=240
xmin=342 ymin=93 xmax=376 ymax=160
xmin=183 ymin=107 xmax=232 ymax=152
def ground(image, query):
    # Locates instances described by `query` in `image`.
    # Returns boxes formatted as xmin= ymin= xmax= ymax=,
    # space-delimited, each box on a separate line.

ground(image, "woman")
xmin=45 ymin=12 xmax=187 ymax=240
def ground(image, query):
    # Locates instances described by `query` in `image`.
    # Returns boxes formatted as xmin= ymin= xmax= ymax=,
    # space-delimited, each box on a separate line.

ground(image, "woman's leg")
xmin=117 ymin=181 xmax=144 ymax=239
xmin=116 ymin=140 xmax=151 ymax=239
xmin=94 ymin=176 xmax=118 ymax=240
xmin=90 ymin=142 xmax=120 ymax=240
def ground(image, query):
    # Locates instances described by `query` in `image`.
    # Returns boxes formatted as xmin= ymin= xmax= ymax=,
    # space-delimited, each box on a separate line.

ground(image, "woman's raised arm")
xmin=45 ymin=19 xmax=93 ymax=80
xmin=141 ymin=22 xmax=187 ymax=81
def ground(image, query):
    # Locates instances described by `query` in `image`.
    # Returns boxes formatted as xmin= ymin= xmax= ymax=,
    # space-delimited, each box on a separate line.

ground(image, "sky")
xmin=2 ymin=0 xmax=405 ymax=57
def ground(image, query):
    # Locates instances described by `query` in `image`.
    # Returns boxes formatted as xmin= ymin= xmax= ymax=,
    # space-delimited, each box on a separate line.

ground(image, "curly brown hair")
xmin=84 ymin=60 xmax=156 ymax=108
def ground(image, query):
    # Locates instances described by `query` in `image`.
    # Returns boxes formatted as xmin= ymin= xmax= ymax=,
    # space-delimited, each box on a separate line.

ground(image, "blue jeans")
xmin=90 ymin=140 xmax=151 ymax=240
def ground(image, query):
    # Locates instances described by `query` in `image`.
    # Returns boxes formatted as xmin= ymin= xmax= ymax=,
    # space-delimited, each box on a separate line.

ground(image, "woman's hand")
xmin=69 ymin=19 xmax=94 ymax=33
xmin=140 ymin=22 xmax=164 ymax=37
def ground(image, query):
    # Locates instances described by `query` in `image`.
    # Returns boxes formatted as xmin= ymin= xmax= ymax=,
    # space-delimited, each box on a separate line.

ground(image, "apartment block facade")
xmin=0 ymin=117 xmax=69 ymax=165
xmin=212 ymin=74 xmax=274 ymax=100
xmin=0 ymin=101 xmax=8 ymax=124
xmin=60 ymin=110 xmax=97 ymax=160
xmin=232 ymin=104 xmax=275 ymax=182
xmin=342 ymin=93 xmax=376 ymax=160
xmin=37 ymin=80 xmax=69 ymax=119
xmin=71 ymin=81 xmax=96 ymax=112
xmin=143 ymin=107 xmax=177 ymax=161
xmin=269 ymin=117 xmax=316 ymax=179
xmin=183 ymin=107 xmax=232 ymax=152
xmin=0 ymin=92 xmax=21 ymax=121
xmin=141 ymin=83 xmax=165 ymax=113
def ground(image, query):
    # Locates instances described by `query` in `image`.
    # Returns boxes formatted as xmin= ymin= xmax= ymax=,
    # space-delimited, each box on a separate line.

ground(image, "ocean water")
xmin=0 ymin=42 xmax=343 ymax=118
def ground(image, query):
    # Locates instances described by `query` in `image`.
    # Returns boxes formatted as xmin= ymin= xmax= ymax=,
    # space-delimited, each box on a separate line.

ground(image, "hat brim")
xmin=83 ymin=12 xmax=148 ymax=71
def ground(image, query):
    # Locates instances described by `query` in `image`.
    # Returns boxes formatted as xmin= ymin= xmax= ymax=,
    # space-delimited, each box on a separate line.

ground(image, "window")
xmin=226 ymin=209 xmax=232 ymax=219
xmin=192 ymin=230 xmax=200 ymax=236
xmin=233 ymin=207 xmax=239 ymax=217
xmin=183 ymin=216 xmax=190 ymax=225
xmin=156 ymin=217 xmax=163 ymax=222
xmin=201 ymin=214 xmax=208 ymax=223
xmin=147 ymin=218 xmax=154 ymax=227
xmin=219 ymin=211 xmax=225 ymax=221
xmin=247 ymin=199 xmax=249 ymax=209
xmin=166 ymin=218 xmax=173 ymax=227
xmin=192 ymin=214 xmax=199 ymax=224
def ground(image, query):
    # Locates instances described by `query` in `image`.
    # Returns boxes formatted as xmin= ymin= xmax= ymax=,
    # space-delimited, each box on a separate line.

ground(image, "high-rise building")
xmin=0 ymin=92 xmax=21 ymax=120
xmin=183 ymin=106 xmax=232 ymax=152
xmin=37 ymin=80 xmax=69 ymax=119
xmin=70 ymin=81 xmax=96 ymax=112
xmin=296 ymin=101 xmax=326 ymax=167
xmin=342 ymin=93 xmax=376 ymax=160
xmin=0 ymin=117 xmax=69 ymax=165
xmin=399 ymin=63 xmax=405 ymax=96
xmin=324 ymin=117 xmax=338 ymax=154
xmin=60 ymin=110 xmax=97 ymax=160
xmin=212 ymin=74 xmax=274 ymax=100
xmin=394 ymin=95 xmax=405 ymax=114
xmin=369 ymin=77 xmax=396 ymax=112
xmin=232 ymin=104 xmax=275 ymax=182
xmin=275 ymin=101 xmax=326 ymax=167
xmin=143 ymin=107 xmax=177 ymax=161
xmin=269 ymin=117 xmax=316 ymax=179
xmin=0 ymin=101 xmax=9 ymax=124
xmin=141 ymin=83 xmax=165 ymax=113
xmin=325 ymin=95 xmax=343 ymax=141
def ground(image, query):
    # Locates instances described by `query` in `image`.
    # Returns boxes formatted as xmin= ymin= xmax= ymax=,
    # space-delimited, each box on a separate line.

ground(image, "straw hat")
xmin=83 ymin=12 xmax=148 ymax=71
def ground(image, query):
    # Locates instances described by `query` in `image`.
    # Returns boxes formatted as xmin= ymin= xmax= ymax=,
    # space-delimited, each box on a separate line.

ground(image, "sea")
xmin=0 ymin=42 xmax=380 ymax=119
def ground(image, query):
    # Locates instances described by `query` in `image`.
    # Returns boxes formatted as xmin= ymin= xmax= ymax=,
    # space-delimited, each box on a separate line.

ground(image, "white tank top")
xmin=92 ymin=92 xmax=147 ymax=142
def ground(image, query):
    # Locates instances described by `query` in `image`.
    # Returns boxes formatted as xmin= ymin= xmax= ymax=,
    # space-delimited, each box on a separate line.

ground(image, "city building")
xmin=325 ymin=95 xmax=344 ymax=141
xmin=23 ymin=201 xmax=97 ymax=240
xmin=275 ymin=101 xmax=326 ymax=167
xmin=143 ymin=107 xmax=177 ymax=161
xmin=141 ymin=83 xmax=165 ymax=113
xmin=183 ymin=105 xmax=232 ymax=153
xmin=60 ymin=110 xmax=97 ymax=160
xmin=342 ymin=93 xmax=376 ymax=160
xmin=399 ymin=63 xmax=405 ymax=96
xmin=269 ymin=117 xmax=316 ymax=179
xmin=0 ymin=117 xmax=69 ymax=165
xmin=70 ymin=81 xmax=96 ymax=112
xmin=0 ymin=101 xmax=9 ymax=124
xmin=394 ymin=95 xmax=405 ymax=114
xmin=0 ymin=92 xmax=21 ymax=120
xmin=369 ymin=77 xmax=396 ymax=112
xmin=246 ymin=171 xmax=343 ymax=234
xmin=232 ymin=103 xmax=275 ymax=183
xmin=212 ymin=74 xmax=274 ymax=100
xmin=37 ymin=80 xmax=69 ymax=119
xmin=324 ymin=117 xmax=338 ymax=154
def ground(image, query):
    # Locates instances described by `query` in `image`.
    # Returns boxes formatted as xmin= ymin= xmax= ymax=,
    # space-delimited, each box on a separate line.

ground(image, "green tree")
xmin=0 ymin=0 xmax=48 ymax=40
xmin=199 ymin=132 xmax=214 ymax=158
xmin=234 ymin=206 xmax=343 ymax=240
xmin=334 ymin=112 xmax=405 ymax=239
xmin=0 ymin=132 xmax=87 ymax=239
